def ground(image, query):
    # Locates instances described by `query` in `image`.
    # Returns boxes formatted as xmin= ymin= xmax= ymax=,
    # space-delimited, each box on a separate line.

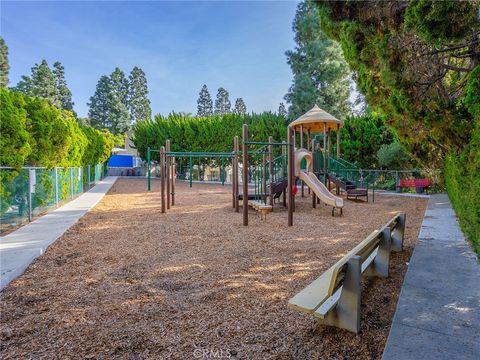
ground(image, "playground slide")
xmin=299 ymin=171 xmax=344 ymax=209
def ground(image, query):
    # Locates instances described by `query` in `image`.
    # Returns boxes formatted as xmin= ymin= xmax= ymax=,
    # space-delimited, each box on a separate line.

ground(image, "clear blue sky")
xmin=2 ymin=1 xmax=299 ymax=117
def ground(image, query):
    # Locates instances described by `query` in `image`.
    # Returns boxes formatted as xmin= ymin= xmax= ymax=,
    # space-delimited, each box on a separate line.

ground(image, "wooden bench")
xmin=288 ymin=213 xmax=406 ymax=333
xmin=398 ymin=179 xmax=432 ymax=193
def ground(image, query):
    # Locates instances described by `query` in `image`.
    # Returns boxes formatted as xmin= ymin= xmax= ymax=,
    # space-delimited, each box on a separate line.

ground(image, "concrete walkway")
xmin=0 ymin=176 xmax=117 ymax=291
xmin=383 ymin=194 xmax=480 ymax=360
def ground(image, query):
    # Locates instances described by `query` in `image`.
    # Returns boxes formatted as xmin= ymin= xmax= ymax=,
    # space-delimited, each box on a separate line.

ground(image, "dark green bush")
xmin=340 ymin=112 xmax=395 ymax=169
xmin=0 ymin=89 xmax=115 ymax=215
xmin=444 ymin=125 xmax=480 ymax=255
xmin=377 ymin=141 xmax=410 ymax=169
xmin=132 ymin=112 xmax=288 ymax=159
xmin=0 ymin=88 xmax=114 ymax=168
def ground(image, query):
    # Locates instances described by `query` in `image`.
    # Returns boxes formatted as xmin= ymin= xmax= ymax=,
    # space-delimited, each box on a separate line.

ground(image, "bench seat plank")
xmin=288 ymin=230 xmax=381 ymax=314
xmin=314 ymin=286 xmax=342 ymax=319
xmin=288 ymin=268 xmax=334 ymax=313
xmin=288 ymin=213 xmax=405 ymax=333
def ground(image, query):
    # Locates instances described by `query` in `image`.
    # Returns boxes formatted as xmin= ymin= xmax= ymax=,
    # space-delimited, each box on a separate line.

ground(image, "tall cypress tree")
xmin=110 ymin=67 xmax=129 ymax=108
xmin=0 ymin=37 xmax=9 ymax=88
xmin=278 ymin=103 xmax=287 ymax=118
xmin=14 ymin=76 xmax=32 ymax=94
xmin=233 ymin=98 xmax=247 ymax=115
xmin=88 ymin=75 xmax=112 ymax=130
xmin=285 ymin=1 xmax=351 ymax=120
xmin=88 ymin=71 xmax=130 ymax=135
xmin=214 ymin=87 xmax=231 ymax=115
xmin=197 ymin=84 xmax=213 ymax=116
xmin=14 ymin=60 xmax=58 ymax=104
xmin=108 ymin=90 xmax=130 ymax=135
xmin=13 ymin=60 xmax=76 ymax=112
xmin=128 ymin=66 xmax=151 ymax=123
xmin=53 ymin=62 xmax=74 ymax=112
xmin=110 ymin=68 xmax=130 ymax=132
xmin=30 ymin=60 xmax=61 ymax=108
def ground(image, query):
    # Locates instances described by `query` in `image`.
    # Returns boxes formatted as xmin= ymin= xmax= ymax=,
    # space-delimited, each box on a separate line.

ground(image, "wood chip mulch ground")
xmin=0 ymin=178 xmax=428 ymax=359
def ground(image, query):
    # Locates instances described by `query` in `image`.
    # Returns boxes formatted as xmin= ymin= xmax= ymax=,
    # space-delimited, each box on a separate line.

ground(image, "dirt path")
xmin=0 ymin=179 xmax=428 ymax=359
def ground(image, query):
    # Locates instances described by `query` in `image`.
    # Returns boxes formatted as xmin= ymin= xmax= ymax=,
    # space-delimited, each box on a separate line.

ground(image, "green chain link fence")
xmin=0 ymin=163 xmax=107 ymax=234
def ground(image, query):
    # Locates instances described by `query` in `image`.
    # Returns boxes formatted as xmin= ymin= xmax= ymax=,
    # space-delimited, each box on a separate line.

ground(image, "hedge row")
xmin=0 ymin=88 xmax=114 ymax=169
xmin=132 ymin=111 xmax=398 ymax=171
xmin=132 ymin=112 xmax=288 ymax=160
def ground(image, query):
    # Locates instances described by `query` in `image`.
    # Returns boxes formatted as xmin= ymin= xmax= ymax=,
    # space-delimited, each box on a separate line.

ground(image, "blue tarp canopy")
xmin=108 ymin=155 xmax=133 ymax=168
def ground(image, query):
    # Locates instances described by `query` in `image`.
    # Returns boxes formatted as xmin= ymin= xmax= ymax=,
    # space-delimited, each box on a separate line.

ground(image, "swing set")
xmin=147 ymin=146 xmax=232 ymax=191
xmin=148 ymin=123 xmax=295 ymax=226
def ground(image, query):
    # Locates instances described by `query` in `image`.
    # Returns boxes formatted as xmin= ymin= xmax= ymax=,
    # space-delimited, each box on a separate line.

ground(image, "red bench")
xmin=398 ymin=179 xmax=432 ymax=193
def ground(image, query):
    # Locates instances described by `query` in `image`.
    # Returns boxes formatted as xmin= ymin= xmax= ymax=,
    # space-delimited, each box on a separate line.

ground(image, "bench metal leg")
xmin=320 ymin=255 xmax=361 ymax=333
xmin=364 ymin=228 xmax=391 ymax=278
xmin=391 ymin=213 xmax=406 ymax=252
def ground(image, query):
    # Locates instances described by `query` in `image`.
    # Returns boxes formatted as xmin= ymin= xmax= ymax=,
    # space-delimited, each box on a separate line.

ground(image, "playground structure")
xmin=152 ymin=105 xmax=380 ymax=225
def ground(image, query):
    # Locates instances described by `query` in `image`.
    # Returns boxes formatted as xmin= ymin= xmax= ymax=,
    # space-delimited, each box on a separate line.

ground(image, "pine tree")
xmin=110 ymin=67 xmax=130 ymax=132
xmin=14 ymin=76 xmax=33 ymax=94
xmin=109 ymin=91 xmax=130 ymax=135
xmin=13 ymin=60 xmax=63 ymax=108
xmin=278 ymin=103 xmax=287 ymax=118
xmin=32 ymin=60 xmax=61 ymax=107
xmin=128 ymin=66 xmax=151 ymax=123
xmin=0 ymin=37 xmax=9 ymax=88
xmin=14 ymin=60 xmax=61 ymax=107
xmin=214 ymin=87 xmax=231 ymax=115
xmin=233 ymin=98 xmax=247 ymax=115
xmin=88 ymin=73 xmax=130 ymax=135
xmin=53 ymin=62 xmax=74 ymax=112
xmin=285 ymin=1 xmax=351 ymax=120
xmin=197 ymin=84 xmax=213 ymax=116
xmin=88 ymin=75 xmax=113 ymax=131
xmin=110 ymin=67 xmax=129 ymax=108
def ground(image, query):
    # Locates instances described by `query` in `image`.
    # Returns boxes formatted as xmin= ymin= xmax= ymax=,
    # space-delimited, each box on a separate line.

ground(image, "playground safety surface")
xmin=0 ymin=178 xmax=428 ymax=359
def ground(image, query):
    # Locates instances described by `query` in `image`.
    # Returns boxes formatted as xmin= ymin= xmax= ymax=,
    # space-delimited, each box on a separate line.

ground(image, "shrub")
xmin=340 ymin=112 xmax=396 ymax=169
xmin=444 ymin=120 xmax=480 ymax=256
xmin=377 ymin=141 xmax=410 ymax=169
xmin=0 ymin=88 xmax=31 ymax=168
xmin=0 ymin=89 xmax=114 ymax=168
xmin=132 ymin=112 xmax=288 ymax=160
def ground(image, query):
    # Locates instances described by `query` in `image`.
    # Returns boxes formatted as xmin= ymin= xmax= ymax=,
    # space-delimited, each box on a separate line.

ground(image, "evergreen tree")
xmin=196 ymin=84 xmax=213 ymax=116
xmin=110 ymin=67 xmax=129 ymax=108
xmin=233 ymin=98 xmax=247 ymax=115
xmin=14 ymin=60 xmax=61 ymax=107
xmin=128 ymin=66 xmax=151 ymax=122
xmin=31 ymin=60 xmax=61 ymax=107
xmin=278 ymin=103 xmax=287 ymax=118
xmin=14 ymin=75 xmax=33 ymax=94
xmin=0 ymin=37 xmax=9 ymax=88
xmin=88 ymin=75 xmax=113 ymax=131
xmin=88 ymin=74 xmax=129 ymax=135
xmin=284 ymin=1 xmax=351 ymax=120
xmin=53 ymin=62 xmax=74 ymax=112
xmin=109 ymin=92 xmax=130 ymax=135
xmin=109 ymin=67 xmax=130 ymax=132
xmin=12 ymin=60 xmax=73 ymax=110
xmin=214 ymin=87 xmax=231 ymax=115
